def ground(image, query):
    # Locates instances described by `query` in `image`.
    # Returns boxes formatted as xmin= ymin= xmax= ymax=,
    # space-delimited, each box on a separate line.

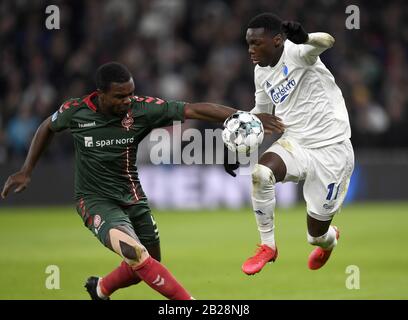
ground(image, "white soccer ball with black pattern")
xmin=222 ymin=111 xmax=264 ymax=154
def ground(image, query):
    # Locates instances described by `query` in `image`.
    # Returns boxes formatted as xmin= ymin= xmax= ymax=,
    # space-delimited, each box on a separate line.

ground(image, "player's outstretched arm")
xmin=184 ymin=103 xmax=285 ymax=134
xmin=1 ymin=116 xmax=55 ymax=199
xmin=184 ymin=102 xmax=237 ymax=123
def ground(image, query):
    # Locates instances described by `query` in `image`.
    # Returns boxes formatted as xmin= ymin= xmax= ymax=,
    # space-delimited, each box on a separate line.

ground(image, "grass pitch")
xmin=0 ymin=203 xmax=407 ymax=300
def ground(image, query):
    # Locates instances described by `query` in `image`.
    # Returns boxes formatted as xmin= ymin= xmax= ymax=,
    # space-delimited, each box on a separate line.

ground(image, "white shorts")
xmin=265 ymin=137 xmax=354 ymax=221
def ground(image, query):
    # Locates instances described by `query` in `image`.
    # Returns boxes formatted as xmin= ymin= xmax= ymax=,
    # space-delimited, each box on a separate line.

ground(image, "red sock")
xmin=133 ymin=256 xmax=192 ymax=300
xmin=100 ymin=261 xmax=141 ymax=296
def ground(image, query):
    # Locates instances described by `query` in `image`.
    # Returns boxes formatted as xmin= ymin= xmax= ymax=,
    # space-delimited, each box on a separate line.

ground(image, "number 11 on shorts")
xmin=326 ymin=182 xmax=340 ymax=201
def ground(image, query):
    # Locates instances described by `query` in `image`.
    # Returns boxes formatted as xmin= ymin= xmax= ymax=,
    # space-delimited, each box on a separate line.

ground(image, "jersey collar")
xmin=83 ymin=91 xmax=98 ymax=112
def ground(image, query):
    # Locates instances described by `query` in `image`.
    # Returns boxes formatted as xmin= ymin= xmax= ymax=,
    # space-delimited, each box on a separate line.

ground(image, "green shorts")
xmin=75 ymin=196 xmax=159 ymax=247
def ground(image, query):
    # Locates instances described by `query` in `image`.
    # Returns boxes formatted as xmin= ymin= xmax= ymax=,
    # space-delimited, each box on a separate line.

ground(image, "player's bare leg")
xmin=242 ymin=152 xmax=285 ymax=275
xmin=86 ymin=228 xmax=193 ymax=300
xmin=306 ymin=214 xmax=339 ymax=270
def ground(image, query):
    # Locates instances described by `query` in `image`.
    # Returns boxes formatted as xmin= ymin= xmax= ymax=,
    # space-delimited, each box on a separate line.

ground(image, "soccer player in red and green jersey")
xmin=1 ymin=62 xmax=284 ymax=300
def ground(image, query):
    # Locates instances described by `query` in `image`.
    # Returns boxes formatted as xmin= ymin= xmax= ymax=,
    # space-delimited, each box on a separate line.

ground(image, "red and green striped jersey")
xmin=50 ymin=91 xmax=185 ymax=205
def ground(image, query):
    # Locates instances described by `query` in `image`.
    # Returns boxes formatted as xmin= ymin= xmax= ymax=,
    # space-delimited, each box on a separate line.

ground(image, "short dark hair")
xmin=247 ymin=13 xmax=282 ymax=35
xmin=95 ymin=62 xmax=132 ymax=92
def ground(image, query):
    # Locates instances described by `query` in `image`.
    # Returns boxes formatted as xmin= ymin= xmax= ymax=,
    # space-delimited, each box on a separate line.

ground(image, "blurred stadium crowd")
xmin=0 ymin=0 xmax=407 ymax=164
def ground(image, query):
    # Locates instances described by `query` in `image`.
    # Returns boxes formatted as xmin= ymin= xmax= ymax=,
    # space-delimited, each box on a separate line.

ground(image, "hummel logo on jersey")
xmin=84 ymin=136 xmax=94 ymax=147
xmin=152 ymin=274 xmax=165 ymax=286
xmin=265 ymin=80 xmax=272 ymax=88
xmin=269 ymin=78 xmax=296 ymax=104
xmin=255 ymin=210 xmax=266 ymax=216
xmin=79 ymin=121 xmax=96 ymax=128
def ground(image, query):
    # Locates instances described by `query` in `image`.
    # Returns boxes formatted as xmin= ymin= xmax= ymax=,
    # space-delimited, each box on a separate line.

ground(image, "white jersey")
xmin=251 ymin=38 xmax=351 ymax=148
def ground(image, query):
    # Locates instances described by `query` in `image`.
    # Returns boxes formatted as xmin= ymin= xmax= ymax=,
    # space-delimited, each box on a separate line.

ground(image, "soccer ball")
xmin=222 ymin=111 xmax=264 ymax=154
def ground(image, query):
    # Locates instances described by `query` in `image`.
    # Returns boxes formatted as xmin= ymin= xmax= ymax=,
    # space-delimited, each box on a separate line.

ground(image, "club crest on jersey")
xmin=283 ymin=63 xmax=289 ymax=77
xmin=121 ymin=114 xmax=134 ymax=129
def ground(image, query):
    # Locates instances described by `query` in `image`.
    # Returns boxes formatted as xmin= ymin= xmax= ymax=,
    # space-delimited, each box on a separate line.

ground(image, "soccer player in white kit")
xmin=226 ymin=13 xmax=355 ymax=275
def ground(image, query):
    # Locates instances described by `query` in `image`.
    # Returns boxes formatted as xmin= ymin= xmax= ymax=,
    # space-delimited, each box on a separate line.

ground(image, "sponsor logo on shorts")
xmin=93 ymin=215 xmax=101 ymax=228
xmin=93 ymin=215 xmax=106 ymax=235
xmin=323 ymin=203 xmax=335 ymax=210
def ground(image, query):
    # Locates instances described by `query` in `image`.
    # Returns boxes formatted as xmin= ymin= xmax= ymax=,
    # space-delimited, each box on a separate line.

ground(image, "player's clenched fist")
xmin=1 ymin=171 xmax=31 ymax=199
xmin=281 ymin=21 xmax=309 ymax=44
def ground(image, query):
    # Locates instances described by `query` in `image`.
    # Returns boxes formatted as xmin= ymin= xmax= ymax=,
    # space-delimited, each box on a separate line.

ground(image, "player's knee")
xmin=120 ymin=240 xmax=150 ymax=266
xmin=252 ymin=164 xmax=276 ymax=191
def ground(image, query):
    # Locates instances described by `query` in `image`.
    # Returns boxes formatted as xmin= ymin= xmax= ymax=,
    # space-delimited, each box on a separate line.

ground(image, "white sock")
xmin=324 ymin=226 xmax=337 ymax=250
xmin=307 ymin=226 xmax=337 ymax=250
xmin=96 ymin=278 xmax=109 ymax=300
xmin=251 ymin=164 xmax=276 ymax=248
